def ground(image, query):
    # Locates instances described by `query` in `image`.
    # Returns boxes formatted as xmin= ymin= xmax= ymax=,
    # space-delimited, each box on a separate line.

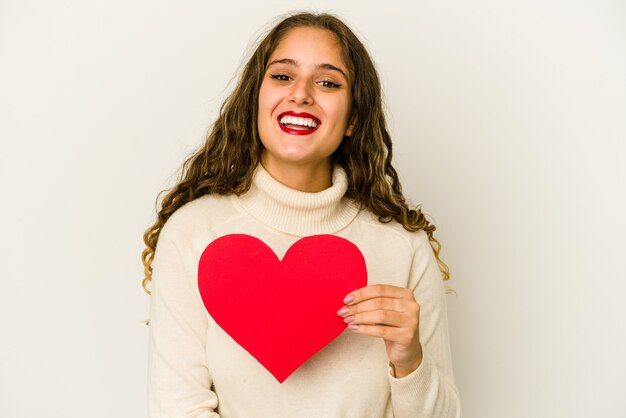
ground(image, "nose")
xmin=289 ymin=79 xmax=313 ymax=105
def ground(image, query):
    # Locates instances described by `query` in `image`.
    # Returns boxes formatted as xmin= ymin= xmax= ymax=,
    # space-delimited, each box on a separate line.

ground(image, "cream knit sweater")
xmin=148 ymin=165 xmax=461 ymax=418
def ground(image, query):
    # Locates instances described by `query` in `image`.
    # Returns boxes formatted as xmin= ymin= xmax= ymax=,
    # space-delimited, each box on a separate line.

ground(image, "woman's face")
xmin=257 ymin=27 xmax=353 ymax=173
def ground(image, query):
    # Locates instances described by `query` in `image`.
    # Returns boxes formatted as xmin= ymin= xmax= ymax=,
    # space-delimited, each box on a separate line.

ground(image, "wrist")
xmin=391 ymin=355 xmax=423 ymax=378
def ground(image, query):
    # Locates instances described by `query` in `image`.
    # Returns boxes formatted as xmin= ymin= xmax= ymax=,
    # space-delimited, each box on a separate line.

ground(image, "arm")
xmin=387 ymin=232 xmax=460 ymax=417
xmin=338 ymin=231 xmax=461 ymax=417
xmin=148 ymin=234 xmax=220 ymax=418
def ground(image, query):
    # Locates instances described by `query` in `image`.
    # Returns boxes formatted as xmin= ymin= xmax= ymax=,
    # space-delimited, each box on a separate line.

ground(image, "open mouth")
xmin=278 ymin=111 xmax=321 ymax=135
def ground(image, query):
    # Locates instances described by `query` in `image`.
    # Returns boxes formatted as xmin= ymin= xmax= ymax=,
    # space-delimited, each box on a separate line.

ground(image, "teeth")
xmin=280 ymin=115 xmax=319 ymax=128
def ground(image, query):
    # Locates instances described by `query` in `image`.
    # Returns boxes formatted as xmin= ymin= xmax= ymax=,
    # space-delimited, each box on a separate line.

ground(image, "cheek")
xmin=258 ymin=83 xmax=282 ymax=112
xmin=329 ymin=99 xmax=352 ymax=129
xmin=257 ymin=84 xmax=268 ymax=115
xmin=328 ymin=92 xmax=351 ymax=115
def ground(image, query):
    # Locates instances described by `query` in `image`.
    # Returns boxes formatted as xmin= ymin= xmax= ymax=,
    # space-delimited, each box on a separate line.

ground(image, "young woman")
xmin=143 ymin=12 xmax=460 ymax=418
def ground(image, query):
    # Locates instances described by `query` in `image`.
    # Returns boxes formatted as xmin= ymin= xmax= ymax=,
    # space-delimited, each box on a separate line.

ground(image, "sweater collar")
xmin=235 ymin=164 xmax=360 ymax=236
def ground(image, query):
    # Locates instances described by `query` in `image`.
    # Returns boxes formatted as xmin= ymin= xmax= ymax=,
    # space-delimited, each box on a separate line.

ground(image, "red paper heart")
xmin=197 ymin=234 xmax=367 ymax=383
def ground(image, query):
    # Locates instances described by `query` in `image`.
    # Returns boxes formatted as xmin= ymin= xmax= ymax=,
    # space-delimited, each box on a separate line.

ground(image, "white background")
xmin=1 ymin=0 xmax=625 ymax=417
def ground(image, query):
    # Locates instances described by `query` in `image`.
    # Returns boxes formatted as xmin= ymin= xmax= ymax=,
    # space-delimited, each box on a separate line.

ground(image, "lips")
xmin=278 ymin=111 xmax=321 ymax=136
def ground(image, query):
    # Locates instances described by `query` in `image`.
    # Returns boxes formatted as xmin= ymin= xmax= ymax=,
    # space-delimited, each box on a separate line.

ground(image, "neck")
xmin=235 ymin=163 xmax=360 ymax=236
xmin=260 ymin=155 xmax=332 ymax=193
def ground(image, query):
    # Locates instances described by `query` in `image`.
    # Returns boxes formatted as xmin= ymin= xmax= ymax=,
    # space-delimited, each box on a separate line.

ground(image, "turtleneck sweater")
xmin=148 ymin=165 xmax=460 ymax=418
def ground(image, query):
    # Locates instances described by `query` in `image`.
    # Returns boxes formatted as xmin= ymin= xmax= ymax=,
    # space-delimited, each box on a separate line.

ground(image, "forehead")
xmin=269 ymin=27 xmax=347 ymax=69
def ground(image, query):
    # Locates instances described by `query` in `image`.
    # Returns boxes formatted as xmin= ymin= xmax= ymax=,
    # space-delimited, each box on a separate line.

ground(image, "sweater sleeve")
xmin=148 ymin=233 xmax=220 ymax=418
xmin=388 ymin=232 xmax=461 ymax=418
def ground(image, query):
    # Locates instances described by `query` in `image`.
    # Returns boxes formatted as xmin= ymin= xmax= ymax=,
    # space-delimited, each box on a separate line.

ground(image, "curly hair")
xmin=141 ymin=12 xmax=449 ymax=294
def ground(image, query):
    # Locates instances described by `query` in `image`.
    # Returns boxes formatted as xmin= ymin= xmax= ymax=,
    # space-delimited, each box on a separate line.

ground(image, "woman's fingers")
xmin=344 ymin=284 xmax=414 ymax=305
xmin=340 ymin=284 xmax=423 ymax=374
xmin=342 ymin=308 xmax=407 ymax=328
xmin=337 ymin=285 xmax=419 ymax=322
xmin=336 ymin=297 xmax=403 ymax=317
xmin=336 ymin=285 xmax=420 ymax=335
xmin=347 ymin=323 xmax=419 ymax=346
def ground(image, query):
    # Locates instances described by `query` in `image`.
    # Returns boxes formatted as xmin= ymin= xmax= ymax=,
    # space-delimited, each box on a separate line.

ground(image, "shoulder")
xmin=159 ymin=193 xmax=241 ymax=242
xmin=349 ymin=207 xmax=441 ymax=289
xmin=353 ymin=207 xmax=431 ymax=252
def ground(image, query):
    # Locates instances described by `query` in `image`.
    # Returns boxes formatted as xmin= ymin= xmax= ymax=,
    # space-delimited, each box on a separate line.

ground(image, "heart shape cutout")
xmin=198 ymin=234 xmax=367 ymax=383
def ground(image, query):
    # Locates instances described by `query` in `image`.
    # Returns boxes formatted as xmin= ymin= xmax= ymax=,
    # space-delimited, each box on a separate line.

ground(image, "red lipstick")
xmin=277 ymin=111 xmax=321 ymax=136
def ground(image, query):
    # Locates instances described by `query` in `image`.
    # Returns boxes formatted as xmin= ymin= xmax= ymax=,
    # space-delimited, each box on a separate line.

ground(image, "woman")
xmin=143 ymin=12 xmax=460 ymax=418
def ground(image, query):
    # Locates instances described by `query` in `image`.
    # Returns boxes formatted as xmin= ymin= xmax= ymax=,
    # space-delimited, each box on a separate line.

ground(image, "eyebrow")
xmin=267 ymin=58 xmax=349 ymax=81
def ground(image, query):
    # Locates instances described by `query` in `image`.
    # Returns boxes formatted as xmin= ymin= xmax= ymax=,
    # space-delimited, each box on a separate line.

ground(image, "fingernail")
xmin=337 ymin=306 xmax=349 ymax=316
xmin=343 ymin=316 xmax=355 ymax=324
xmin=343 ymin=295 xmax=354 ymax=304
xmin=348 ymin=324 xmax=359 ymax=330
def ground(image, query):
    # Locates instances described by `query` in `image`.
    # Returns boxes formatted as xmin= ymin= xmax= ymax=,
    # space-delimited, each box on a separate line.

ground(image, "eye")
xmin=269 ymin=73 xmax=291 ymax=81
xmin=319 ymin=80 xmax=341 ymax=88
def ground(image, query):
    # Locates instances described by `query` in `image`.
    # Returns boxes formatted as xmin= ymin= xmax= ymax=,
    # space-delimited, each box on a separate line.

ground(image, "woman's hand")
xmin=337 ymin=284 xmax=423 ymax=378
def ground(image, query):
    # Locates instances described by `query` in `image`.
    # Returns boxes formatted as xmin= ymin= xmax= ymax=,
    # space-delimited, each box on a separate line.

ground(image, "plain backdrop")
xmin=1 ymin=0 xmax=625 ymax=417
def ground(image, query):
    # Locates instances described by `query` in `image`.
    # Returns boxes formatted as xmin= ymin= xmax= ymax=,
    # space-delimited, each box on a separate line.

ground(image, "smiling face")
xmin=257 ymin=26 xmax=353 ymax=181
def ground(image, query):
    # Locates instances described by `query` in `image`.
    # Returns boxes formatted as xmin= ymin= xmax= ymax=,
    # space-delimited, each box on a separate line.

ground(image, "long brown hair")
xmin=141 ymin=12 xmax=449 ymax=294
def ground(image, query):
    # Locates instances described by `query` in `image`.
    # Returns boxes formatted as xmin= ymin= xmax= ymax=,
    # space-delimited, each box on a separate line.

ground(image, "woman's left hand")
xmin=337 ymin=284 xmax=423 ymax=378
